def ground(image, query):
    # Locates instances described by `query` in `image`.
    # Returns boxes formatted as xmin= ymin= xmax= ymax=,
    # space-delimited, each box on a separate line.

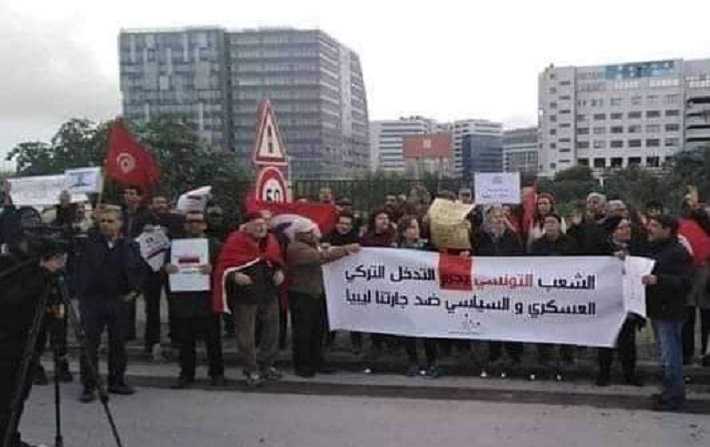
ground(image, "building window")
xmin=577 ymin=141 xmax=590 ymax=149
xmin=665 ymin=123 xmax=680 ymax=132
xmin=646 ymin=110 xmax=661 ymax=118
xmin=550 ymin=143 xmax=557 ymax=149
xmin=610 ymin=158 xmax=623 ymax=168
xmin=628 ymin=157 xmax=642 ymax=166
xmin=593 ymin=158 xmax=606 ymax=168
xmin=593 ymin=140 xmax=606 ymax=149
xmin=610 ymin=97 xmax=623 ymax=106
xmin=646 ymin=138 xmax=660 ymax=147
xmin=611 ymin=112 xmax=623 ymax=120
xmin=611 ymin=140 xmax=624 ymax=148
xmin=665 ymin=109 xmax=680 ymax=117
xmin=577 ymin=127 xmax=590 ymax=135
xmin=593 ymin=126 xmax=606 ymax=135
xmin=647 ymin=156 xmax=660 ymax=167
xmin=550 ymin=102 xmax=558 ymax=109
xmin=559 ymin=109 xmax=571 ymax=114
xmin=631 ymin=96 xmax=642 ymax=105
xmin=550 ymin=129 xmax=557 ymax=135
xmin=559 ymin=148 xmax=571 ymax=153
xmin=628 ymin=139 xmax=642 ymax=148
xmin=665 ymin=137 xmax=679 ymax=147
xmin=559 ymin=95 xmax=571 ymax=100
xmin=560 ymin=80 xmax=571 ymax=86
xmin=559 ymin=138 xmax=571 ymax=143
xmin=550 ymin=115 xmax=557 ymax=122
xmin=611 ymin=126 xmax=624 ymax=134
xmin=646 ymin=124 xmax=661 ymax=133
xmin=665 ymin=94 xmax=680 ymax=104
xmin=628 ymin=111 xmax=642 ymax=119
xmin=647 ymin=95 xmax=658 ymax=104
xmin=560 ymin=123 xmax=571 ymax=128
xmin=628 ymin=125 xmax=642 ymax=133
xmin=578 ymin=158 xmax=589 ymax=166
xmin=576 ymin=114 xmax=587 ymax=121
xmin=593 ymin=113 xmax=606 ymax=120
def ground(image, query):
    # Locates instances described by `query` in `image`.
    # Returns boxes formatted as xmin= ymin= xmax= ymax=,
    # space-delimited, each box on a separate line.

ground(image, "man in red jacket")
xmin=213 ymin=212 xmax=285 ymax=387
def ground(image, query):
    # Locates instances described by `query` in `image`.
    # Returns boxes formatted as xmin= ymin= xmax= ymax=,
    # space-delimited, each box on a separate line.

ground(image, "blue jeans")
xmin=652 ymin=320 xmax=686 ymax=403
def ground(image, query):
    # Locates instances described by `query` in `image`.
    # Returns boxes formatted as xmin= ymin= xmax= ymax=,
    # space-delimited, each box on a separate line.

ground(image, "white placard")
xmin=169 ymin=238 xmax=210 ymax=292
xmin=474 ymin=172 xmax=521 ymax=205
xmin=135 ymin=228 xmax=170 ymax=272
xmin=177 ymin=186 xmax=212 ymax=213
xmin=323 ymin=248 xmax=651 ymax=347
xmin=8 ymin=175 xmax=87 ymax=207
xmin=623 ymin=256 xmax=655 ymax=318
xmin=65 ymin=167 xmax=103 ymax=193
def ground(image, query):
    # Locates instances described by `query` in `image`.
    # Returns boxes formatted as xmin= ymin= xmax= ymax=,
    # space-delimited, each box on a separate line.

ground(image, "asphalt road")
xmin=19 ymin=383 xmax=708 ymax=447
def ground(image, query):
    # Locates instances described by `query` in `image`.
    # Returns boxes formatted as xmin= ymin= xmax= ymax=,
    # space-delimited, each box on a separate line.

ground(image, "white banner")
xmin=8 ymin=175 xmax=87 ymax=207
xmin=177 ymin=186 xmax=212 ymax=213
xmin=323 ymin=248 xmax=649 ymax=347
xmin=474 ymin=172 xmax=521 ymax=204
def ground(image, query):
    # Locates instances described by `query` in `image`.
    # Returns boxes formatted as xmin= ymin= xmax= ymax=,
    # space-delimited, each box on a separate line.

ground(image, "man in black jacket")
xmin=77 ymin=206 xmax=144 ymax=403
xmin=642 ymin=215 xmax=693 ymax=411
xmin=165 ymin=211 xmax=224 ymax=389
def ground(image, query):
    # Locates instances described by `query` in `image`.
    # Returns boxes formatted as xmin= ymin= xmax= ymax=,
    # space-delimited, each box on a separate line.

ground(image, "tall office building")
xmin=118 ymin=27 xmax=370 ymax=179
xmin=448 ymin=119 xmax=503 ymax=175
xmin=118 ymin=27 xmax=232 ymax=150
xmin=369 ymin=116 xmax=438 ymax=172
xmin=503 ymin=127 xmax=538 ymax=174
xmin=538 ymin=58 xmax=710 ymax=177
xmin=461 ymin=133 xmax=503 ymax=178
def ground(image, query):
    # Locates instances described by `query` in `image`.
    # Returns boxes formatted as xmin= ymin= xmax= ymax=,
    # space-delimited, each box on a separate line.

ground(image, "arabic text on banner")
xmin=323 ymin=248 xmax=650 ymax=347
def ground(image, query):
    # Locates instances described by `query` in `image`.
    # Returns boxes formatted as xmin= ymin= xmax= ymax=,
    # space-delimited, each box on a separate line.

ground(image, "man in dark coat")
xmin=642 ymin=215 xmax=693 ymax=411
xmin=76 ymin=205 xmax=144 ymax=403
xmin=165 ymin=211 xmax=224 ymax=389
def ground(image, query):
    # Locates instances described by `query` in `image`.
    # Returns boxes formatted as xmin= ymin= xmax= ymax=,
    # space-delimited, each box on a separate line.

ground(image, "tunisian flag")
xmin=212 ymin=230 xmax=284 ymax=314
xmin=104 ymin=119 xmax=160 ymax=188
xmin=244 ymin=194 xmax=338 ymax=235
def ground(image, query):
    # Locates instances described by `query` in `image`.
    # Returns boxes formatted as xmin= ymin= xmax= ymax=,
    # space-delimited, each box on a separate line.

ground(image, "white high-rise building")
xmin=538 ymin=58 xmax=710 ymax=177
xmin=369 ymin=116 xmax=438 ymax=172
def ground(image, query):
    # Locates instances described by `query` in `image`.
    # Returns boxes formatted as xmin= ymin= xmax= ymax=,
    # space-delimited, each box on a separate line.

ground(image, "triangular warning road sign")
xmin=252 ymin=99 xmax=288 ymax=167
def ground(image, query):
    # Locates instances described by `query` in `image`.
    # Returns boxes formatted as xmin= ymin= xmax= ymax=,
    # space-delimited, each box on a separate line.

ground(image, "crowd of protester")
xmin=1 ymin=180 xmax=709 ymax=412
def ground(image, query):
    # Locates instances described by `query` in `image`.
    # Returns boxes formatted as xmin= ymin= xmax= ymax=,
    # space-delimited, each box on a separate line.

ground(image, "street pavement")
xmin=20 ymin=380 xmax=709 ymax=447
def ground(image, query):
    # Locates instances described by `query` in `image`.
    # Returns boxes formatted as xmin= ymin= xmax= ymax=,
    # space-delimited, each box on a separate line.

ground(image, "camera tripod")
xmin=3 ymin=273 xmax=124 ymax=447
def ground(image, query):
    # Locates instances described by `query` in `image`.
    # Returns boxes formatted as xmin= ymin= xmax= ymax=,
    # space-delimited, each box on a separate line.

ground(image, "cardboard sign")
xmin=427 ymin=199 xmax=474 ymax=250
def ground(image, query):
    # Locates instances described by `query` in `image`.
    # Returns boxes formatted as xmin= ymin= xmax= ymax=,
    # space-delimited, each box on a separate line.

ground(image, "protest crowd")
xmin=2 ymin=176 xmax=710 ymax=417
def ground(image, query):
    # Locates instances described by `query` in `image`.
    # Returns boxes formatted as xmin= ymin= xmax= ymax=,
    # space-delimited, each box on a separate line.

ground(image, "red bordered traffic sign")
xmin=255 ymin=166 xmax=288 ymax=203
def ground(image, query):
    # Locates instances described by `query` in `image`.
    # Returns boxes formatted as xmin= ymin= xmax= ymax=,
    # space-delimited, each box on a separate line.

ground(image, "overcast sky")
xmin=2 ymin=0 xmax=710 ymax=169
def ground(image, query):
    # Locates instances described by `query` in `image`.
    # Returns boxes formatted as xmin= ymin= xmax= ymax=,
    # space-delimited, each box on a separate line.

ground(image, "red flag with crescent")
xmin=104 ymin=119 xmax=160 ymax=189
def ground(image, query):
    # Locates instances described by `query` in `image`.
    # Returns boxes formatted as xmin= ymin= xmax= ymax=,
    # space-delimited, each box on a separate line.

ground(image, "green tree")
xmin=602 ymin=166 xmax=667 ymax=210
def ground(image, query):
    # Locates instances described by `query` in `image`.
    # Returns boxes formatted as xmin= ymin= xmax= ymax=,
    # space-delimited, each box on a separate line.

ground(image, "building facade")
xmin=503 ymin=127 xmax=538 ymax=174
xmin=368 ymin=116 xmax=438 ymax=173
xmin=538 ymin=58 xmax=710 ymax=176
xmin=119 ymin=27 xmax=369 ymax=179
xmin=461 ymin=133 xmax=503 ymax=178
xmin=448 ymin=119 xmax=503 ymax=175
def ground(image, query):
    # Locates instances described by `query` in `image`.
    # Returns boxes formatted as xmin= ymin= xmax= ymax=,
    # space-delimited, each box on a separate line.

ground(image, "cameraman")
xmin=0 ymin=235 xmax=66 ymax=447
